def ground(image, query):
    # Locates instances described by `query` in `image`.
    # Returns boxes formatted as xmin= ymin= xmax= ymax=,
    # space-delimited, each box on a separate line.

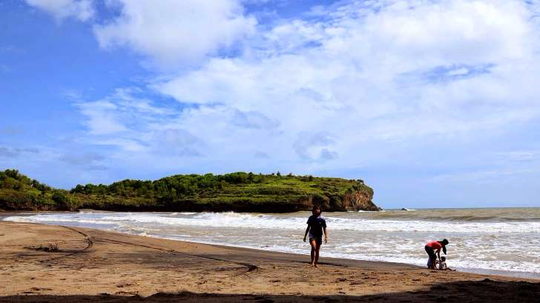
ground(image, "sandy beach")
xmin=0 ymin=221 xmax=539 ymax=302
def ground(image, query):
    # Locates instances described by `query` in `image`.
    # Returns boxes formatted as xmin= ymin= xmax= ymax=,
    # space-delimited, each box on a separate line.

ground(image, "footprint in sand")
xmin=116 ymin=282 xmax=134 ymax=288
xmin=115 ymin=290 xmax=138 ymax=295
xmin=29 ymin=287 xmax=52 ymax=292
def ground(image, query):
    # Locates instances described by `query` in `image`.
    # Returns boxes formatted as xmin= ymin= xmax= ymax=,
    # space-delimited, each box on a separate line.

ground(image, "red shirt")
xmin=427 ymin=241 xmax=442 ymax=251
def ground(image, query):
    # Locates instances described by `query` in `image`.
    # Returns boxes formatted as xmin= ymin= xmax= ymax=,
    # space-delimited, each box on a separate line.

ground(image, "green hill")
xmin=0 ymin=169 xmax=380 ymax=212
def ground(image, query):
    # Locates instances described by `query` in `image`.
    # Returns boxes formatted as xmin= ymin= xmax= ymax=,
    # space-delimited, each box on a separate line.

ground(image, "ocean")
xmin=3 ymin=208 xmax=539 ymax=279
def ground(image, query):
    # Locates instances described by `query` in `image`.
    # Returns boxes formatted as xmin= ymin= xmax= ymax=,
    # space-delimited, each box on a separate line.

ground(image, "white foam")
xmin=13 ymin=212 xmax=539 ymax=234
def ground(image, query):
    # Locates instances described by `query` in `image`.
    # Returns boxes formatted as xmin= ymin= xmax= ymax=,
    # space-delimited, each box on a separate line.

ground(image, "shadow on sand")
xmin=1 ymin=279 xmax=539 ymax=302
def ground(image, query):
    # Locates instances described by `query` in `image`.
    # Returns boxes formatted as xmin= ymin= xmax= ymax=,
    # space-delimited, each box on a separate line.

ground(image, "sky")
xmin=1 ymin=0 xmax=540 ymax=209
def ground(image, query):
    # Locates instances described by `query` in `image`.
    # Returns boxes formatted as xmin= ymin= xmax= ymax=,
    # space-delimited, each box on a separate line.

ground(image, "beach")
xmin=1 ymin=221 xmax=539 ymax=302
xmin=5 ymin=209 xmax=540 ymax=277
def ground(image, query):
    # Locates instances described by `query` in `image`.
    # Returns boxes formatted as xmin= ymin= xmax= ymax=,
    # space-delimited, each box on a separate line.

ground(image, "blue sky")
xmin=1 ymin=0 xmax=540 ymax=209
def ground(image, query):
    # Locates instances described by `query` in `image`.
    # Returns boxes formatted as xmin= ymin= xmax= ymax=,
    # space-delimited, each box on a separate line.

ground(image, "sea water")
xmin=3 ymin=208 xmax=540 ymax=279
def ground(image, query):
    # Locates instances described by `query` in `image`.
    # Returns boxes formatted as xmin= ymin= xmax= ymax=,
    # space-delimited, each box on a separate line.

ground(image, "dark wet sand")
xmin=0 ymin=221 xmax=539 ymax=302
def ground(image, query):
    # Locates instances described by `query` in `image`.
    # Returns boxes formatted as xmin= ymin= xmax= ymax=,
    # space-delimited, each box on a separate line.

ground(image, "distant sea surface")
xmin=3 ymin=208 xmax=540 ymax=279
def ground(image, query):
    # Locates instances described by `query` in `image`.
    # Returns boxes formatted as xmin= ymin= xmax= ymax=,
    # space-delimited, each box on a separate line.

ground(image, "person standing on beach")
xmin=425 ymin=239 xmax=449 ymax=269
xmin=303 ymin=205 xmax=328 ymax=267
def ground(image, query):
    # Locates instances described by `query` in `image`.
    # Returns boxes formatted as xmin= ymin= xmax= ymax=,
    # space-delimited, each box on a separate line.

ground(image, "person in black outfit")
xmin=303 ymin=205 xmax=328 ymax=267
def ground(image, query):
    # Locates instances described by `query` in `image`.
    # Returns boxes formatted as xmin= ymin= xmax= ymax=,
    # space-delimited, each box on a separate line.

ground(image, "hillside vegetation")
xmin=0 ymin=169 xmax=380 ymax=212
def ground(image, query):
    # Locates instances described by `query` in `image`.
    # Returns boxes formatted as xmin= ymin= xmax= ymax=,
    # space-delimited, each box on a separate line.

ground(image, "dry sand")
xmin=0 ymin=221 xmax=538 ymax=302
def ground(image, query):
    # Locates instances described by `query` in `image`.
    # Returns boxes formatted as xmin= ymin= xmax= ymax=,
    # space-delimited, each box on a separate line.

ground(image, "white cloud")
xmin=433 ymin=167 xmax=539 ymax=183
xmin=0 ymin=146 xmax=39 ymax=158
xmin=77 ymin=100 xmax=128 ymax=135
xmin=74 ymin=89 xmax=211 ymax=166
xmin=93 ymin=0 xmax=257 ymax=69
xmin=55 ymin=0 xmax=540 ymax=184
xmin=75 ymin=88 xmax=180 ymax=136
xmin=25 ymin=0 xmax=95 ymax=21
xmin=149 ymin=0 xmax=540 ymax=173
xmin=496 ymin=150 xmax=540 ymax=163
xmin=293 ymin=132 xmax=339 ymax=161
xmin=59 ymin=152 xmax=107 ymax=170
xmin=361 ymin=0 xmax=531 ymax=63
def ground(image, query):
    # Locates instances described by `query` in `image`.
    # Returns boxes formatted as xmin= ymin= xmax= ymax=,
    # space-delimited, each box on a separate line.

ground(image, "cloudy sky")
xmin=1 ymin=0 xmax=540 ymax=208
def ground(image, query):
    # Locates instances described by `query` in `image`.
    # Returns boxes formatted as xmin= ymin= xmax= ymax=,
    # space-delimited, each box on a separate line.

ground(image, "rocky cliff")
xmin=300 ymin=186 xmax=380 ymax=212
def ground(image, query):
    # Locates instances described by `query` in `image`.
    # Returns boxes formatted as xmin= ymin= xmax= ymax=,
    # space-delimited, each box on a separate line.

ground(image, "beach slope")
xmin=0 ymin=222 xmax=538 ymax=302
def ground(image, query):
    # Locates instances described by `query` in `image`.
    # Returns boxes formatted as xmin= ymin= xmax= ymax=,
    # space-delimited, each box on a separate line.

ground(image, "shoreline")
xmin=1 ymin=221 xmax=539 ymax=302
xmin=2 ymin=211 xmax=539 ymax=280
xmin=111 ymin=232 xmax=540 ymax=281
